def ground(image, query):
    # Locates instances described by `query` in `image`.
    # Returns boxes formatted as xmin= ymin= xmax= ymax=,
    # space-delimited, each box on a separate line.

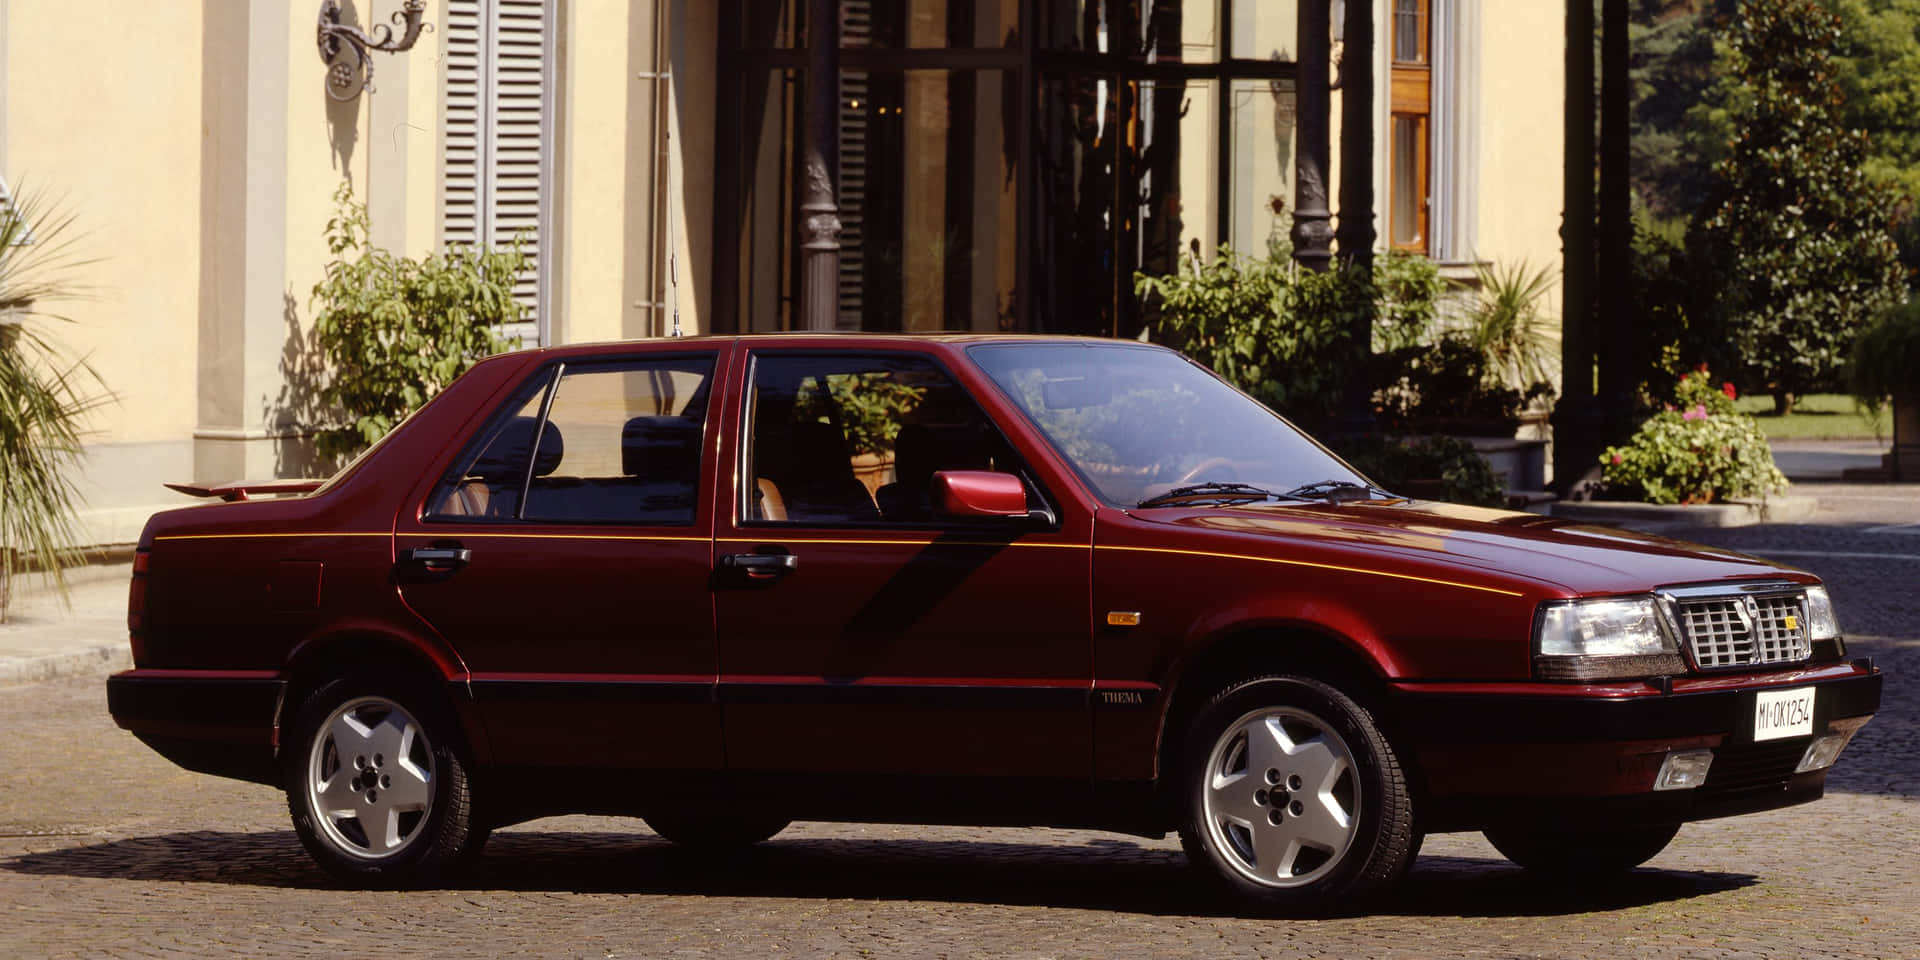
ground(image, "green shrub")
xmin=310 ymin=184 xmax=525 ymax=460
xmin=1848 ymin=298 xmax=1920 ymax=406
xmin=1333 ymin=434 xmax=1506 ymax=508
xmin=1135 ymin=246 xmax=1432 ymax=433
xmin=1600 ymin=369 xmax=1787 ymax=504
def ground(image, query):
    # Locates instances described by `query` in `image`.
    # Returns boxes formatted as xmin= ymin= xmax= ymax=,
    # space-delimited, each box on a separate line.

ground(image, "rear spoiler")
xmin=163 ymin=479 xmax=325 ymax=502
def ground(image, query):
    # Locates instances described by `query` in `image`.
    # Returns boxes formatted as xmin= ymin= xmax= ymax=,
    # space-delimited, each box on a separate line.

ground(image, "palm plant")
xmin=1461 ymin=260 xmax=1560 ymax=398
xmin=0 ymin=183 xmax=107 ymax=622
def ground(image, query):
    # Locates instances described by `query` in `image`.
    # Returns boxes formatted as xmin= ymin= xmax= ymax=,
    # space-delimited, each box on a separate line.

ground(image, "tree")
xmin=1696 ymin=0 xmax=1906 ymax=411
xmin=1833 ymin=0 xmax=1920 ymax=202
xmin=1629 ymin=0 xmax=1738 ymax=221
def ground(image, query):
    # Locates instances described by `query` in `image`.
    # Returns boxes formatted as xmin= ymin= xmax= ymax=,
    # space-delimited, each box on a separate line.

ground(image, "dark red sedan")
xmin=108 ymin=335 xmax=1881 ymax=907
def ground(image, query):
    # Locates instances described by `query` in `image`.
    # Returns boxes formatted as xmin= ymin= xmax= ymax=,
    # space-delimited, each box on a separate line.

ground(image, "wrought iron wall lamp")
xmin=316 ymin=0 xmax=431 ymax=101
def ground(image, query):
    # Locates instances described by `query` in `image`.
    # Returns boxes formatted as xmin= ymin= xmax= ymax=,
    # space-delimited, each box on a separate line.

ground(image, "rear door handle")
xmin=403 ymin=546 xmax=472 ymax=571
xmin=720 ymin=551 xmax=798 ymax=579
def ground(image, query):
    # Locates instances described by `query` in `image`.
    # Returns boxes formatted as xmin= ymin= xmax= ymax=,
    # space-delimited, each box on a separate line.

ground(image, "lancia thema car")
xmin=107 ymin=335 xmax=1881 ymax=907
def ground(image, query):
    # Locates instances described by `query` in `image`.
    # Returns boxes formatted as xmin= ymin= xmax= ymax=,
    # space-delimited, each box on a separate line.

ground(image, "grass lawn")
xmin=1734 ymin=393 xmax=1893 ymax=440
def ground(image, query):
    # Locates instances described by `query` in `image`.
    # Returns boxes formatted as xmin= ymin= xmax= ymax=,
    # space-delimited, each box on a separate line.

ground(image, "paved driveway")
xmin=2 ymin=484 xmax=1914 ymax=959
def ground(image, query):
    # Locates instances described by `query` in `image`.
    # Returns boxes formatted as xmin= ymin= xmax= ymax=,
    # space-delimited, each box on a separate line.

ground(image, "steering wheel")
xmin=1174 ymin=457 xmax=1239 ymax=485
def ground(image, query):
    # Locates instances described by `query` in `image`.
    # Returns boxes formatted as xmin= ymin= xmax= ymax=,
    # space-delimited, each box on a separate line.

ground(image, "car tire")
xmin=1483 ymin=824 xmax=1681 ymax=876
xmin=285 ymin=677 xmax=481 ymax=887
xmin=644 ymin=814 xmax=791 ymax=849
xmin=1177 ymin=674 xmax=1417 ymax=910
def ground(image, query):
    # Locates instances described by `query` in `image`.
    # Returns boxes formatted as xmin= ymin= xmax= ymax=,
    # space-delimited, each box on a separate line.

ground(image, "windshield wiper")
xmin=1136 ymin=482 xmax=1288 ymax=509
xmin=1282 ymin=479 xmax=1392 ymax=503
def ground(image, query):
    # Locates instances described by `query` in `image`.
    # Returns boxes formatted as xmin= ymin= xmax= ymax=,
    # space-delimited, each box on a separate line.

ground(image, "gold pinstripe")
xmin=1094 ymin=544 xmax=1524 ymax=597
xmin=153 ymin=532 xmax=1517 ymax=596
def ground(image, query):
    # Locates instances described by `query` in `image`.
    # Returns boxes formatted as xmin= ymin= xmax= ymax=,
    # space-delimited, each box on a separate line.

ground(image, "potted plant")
xmin=1598 ymin=368 xmax=1786 ymax=504
xmin=1848 ymin=300 xmax=1920 ymax=481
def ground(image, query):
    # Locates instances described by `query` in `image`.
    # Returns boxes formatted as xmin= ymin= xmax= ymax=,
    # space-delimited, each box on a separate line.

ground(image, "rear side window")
xmin=429 ymin=355 xmax=716 ymax=524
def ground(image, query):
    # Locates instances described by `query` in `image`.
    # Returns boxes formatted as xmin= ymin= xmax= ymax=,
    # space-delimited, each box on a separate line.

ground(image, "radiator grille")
xmin=1673 ymin=593 xmax=1811 ymax=670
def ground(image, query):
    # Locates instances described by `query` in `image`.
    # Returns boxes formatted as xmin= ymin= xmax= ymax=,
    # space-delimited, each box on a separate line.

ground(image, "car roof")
xmin=510 ymin=332 xmax=1156 ymax=362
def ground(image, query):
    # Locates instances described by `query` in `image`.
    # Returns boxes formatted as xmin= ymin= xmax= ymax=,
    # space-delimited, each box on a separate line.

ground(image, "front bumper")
xmin=1386 ymin=662 xmax=1881 ymax=832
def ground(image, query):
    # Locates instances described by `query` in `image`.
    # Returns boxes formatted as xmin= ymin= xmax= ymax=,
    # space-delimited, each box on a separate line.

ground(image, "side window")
xmin=747 ymin=353 xmax=1022 ymax=524
xmin=430 ymin=355 xmax=716 ymax=524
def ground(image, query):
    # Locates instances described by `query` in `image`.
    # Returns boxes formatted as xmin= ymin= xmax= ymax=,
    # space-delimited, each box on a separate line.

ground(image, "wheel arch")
xmin=1151 ymin=620 xmax=1397 ymax=791
xmin=277 ymin=623 xmax=486 ymax=763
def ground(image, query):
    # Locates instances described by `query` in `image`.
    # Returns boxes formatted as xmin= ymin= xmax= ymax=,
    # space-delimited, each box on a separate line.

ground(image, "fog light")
xmin=1796 ymin=731 xmax=1854 ymax=773
xmin=1654 ymin=749 xmax=1715 ymax=791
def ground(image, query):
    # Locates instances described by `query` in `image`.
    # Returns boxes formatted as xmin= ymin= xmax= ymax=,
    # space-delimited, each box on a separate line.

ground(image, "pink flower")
xmin=1721 ymin=382 xmax=1737 ymax=400
xmin=1683 ymin=404 xmax=1708 ymax=421
xmin=1611 ymin=454 xmax=1623 ymax=465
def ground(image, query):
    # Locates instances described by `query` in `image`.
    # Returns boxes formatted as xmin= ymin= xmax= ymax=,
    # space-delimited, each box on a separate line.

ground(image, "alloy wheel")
xmin=1199 ymin=705 xmax=1361 ymax=888
xmin=306 ymin=695 xmax=436 ymax=860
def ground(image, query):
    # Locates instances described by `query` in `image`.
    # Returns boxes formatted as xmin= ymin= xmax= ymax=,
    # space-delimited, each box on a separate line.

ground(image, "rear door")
xmin=394 ymin=346 xmax=728 ymax=772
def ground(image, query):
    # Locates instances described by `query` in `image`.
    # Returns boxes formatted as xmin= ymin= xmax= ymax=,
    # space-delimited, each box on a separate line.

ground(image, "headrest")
xmin=473 ymin=416 xmax=564 ymax=482
xmin=786 ymin=420 xmax=855 ymax=479
xmin=622 ymin=415 xmax=700 ymax=476
xmin=891 ymin=423 xmax=992 ymax=486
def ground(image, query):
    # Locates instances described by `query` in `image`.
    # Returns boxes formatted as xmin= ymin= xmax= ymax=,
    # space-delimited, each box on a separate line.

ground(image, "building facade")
xmin=0 ymin=0 xmax=1563 ymax=547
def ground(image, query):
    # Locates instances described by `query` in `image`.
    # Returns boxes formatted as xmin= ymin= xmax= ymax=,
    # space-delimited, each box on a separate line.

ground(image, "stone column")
xmin=1597 ymin=0 xmax=1633 ymax=431
xmin=1553 ymin=0 xmax=1600 ymax=494
xmin=800 ymin=0 xmax=842 ymax=331
xmin=1292 ymin=0 xmax=1334 ymax=273
xmin=1336 ymin=0 xmax=1376 ymax=434
xmin=193 ymin=0 xmax=293 ymax=482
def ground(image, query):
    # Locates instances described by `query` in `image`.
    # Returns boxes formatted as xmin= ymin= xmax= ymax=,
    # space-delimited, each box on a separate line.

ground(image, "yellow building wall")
xmin=4 ymin=2 xmax=203 ymax=448
xmin=1475 ymin=0 xmax=1565 ymax=288
xmin=557 ymin=0 xmax=633 ymax=346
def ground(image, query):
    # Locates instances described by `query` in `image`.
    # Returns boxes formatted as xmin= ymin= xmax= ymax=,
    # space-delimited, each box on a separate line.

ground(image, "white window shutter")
xmin=443 ymin=0 xmax=551 ymax=346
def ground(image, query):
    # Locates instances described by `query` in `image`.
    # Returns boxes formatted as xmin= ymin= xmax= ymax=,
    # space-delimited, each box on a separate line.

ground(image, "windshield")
xmin=967 ymin=341 xmax=1368 ymax=507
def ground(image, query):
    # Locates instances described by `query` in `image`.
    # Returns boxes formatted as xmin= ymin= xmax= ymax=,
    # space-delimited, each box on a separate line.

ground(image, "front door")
xmin=712 ymin=348 xmax=1093 ymax=781
xmin=394 ymin=349 xmax=727 ymax=772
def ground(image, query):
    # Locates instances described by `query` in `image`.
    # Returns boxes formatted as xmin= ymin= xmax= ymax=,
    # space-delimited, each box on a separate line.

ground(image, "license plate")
xmin=1754 ymin=686 xmax=1815 ymax=741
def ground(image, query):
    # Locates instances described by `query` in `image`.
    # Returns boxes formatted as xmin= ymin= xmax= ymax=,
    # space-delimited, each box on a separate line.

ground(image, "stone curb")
xmin=0 ymin=644 xmax=131 ymax=688
xmin=1546 ymin=494 xmax=1820 ymax=532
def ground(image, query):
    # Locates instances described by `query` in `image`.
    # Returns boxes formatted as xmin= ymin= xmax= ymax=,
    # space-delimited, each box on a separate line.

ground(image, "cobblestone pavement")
xmin=2 ymin=485 xmax=1915 ymax=958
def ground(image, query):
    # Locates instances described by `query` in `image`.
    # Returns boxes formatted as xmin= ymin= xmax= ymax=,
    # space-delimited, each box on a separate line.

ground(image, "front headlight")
xmin=1533 ymin=596 xmax=1685 ymax=680
xmin=1803 ymin=585 xmax=1841 ymax=641
xmin=1803 ymin=584 xmax=1845 ymax=658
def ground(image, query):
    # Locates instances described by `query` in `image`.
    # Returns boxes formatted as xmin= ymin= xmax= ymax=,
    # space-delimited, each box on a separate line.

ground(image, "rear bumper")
xmin=1386 ymin=665 xmax=1882 ymax=832
xmin=107 ymin=670 xmax=284 ymax=786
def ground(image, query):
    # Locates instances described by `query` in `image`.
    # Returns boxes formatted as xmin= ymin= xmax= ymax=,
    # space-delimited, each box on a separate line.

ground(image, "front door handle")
xmin=402 ymin=545 xmax=472 ymax=572
xmin=720 ymin=551 xmax=798 ymax=580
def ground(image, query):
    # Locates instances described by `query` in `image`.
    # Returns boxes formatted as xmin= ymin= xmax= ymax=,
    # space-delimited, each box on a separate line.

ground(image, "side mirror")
xmin=931 ymin=470 xmax=1029 ymax=519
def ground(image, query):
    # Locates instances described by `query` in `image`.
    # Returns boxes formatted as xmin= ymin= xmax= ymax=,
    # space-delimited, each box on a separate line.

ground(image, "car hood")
xmin=1135 ymin=499 xmax=1802 ymax=595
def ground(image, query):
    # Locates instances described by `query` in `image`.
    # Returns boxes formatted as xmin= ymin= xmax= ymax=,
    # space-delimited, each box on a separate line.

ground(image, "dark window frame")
xmin=734 ymin=348 xmax=1060 ymax=532
xmin=422 ymin=351 xmax=721 ymax=527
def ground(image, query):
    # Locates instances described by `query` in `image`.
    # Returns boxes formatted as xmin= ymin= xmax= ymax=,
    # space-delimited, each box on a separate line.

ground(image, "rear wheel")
xmin=1484 ymin=824 xmax=1681 ymax=876
xmin=644 ymin=814 xmax=791 ymax=849
xmin=1177 ymin=675 xmax=1417 ymax=910
xmin=285 ymin=677 xmax=482 ymax=886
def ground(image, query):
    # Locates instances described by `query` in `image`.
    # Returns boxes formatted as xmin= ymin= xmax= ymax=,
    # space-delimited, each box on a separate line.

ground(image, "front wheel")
xmin=1177 ymin=675 xmax=1417 ymax=910
xmin=1484 ymin=824 xmax=1681 ymax=876
xmin=286 ymin=678 xmax=482 ymax=886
